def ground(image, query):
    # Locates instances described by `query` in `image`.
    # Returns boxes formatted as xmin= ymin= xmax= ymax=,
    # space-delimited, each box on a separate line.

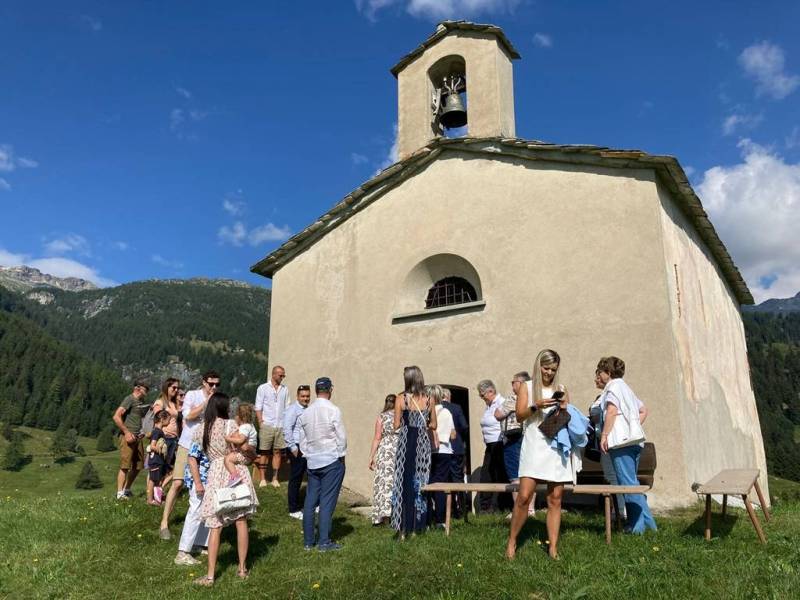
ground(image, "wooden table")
xmin=694 ymin=469 xmax=770 ymax=543
xmin=571 ymin=484 xmax=650 ymax=544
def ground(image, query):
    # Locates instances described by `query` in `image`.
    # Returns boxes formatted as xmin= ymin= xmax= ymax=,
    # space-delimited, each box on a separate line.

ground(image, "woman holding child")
xmin=194 ymin=393 xmax=259 ymax=587
xmin=506 ymin=349 xmax=578 ymax=560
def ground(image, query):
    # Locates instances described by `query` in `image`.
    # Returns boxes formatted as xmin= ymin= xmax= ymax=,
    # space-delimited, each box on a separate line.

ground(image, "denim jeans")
xmin=610 ymin=445 xmax=656 ymax=533
xmin=600 ymin=452 xmax=626 ymax=520
xmin=287 ymin=452 xmax=307 ymax=513
xmin=303 ymin=459 xmax=345 ymax=547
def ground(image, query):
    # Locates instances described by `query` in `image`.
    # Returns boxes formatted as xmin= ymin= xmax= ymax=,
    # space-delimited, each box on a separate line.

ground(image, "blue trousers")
xmin=610 ymin=445 xmax=657 ymax=533
xmin=303 ymin=459 xmax=345 ymax=547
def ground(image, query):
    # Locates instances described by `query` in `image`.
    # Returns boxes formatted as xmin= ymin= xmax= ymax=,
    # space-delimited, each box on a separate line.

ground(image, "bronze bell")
xmin=439 ymin=91 xmax=467 ymax=129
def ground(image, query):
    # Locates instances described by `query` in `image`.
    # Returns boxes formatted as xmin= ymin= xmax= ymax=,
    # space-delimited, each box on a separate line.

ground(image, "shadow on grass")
xmin=682 ymin=511 xmax=739 ymax=539
xmin=331 ymin=516 xmax=356 ymax=541
xmin=218 ymin=528 xmax=279 ymax=574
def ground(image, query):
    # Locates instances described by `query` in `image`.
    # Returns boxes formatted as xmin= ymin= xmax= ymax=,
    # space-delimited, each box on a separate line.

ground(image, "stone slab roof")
xmin=251 ymin=136 xmax=753 ymax=305
xmin=390 ymin=20 xmax=521 ymax=77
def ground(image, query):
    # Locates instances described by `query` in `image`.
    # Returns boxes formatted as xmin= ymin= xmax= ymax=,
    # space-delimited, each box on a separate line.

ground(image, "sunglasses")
xmin=205 ymin=381 xmax=221 ymax=388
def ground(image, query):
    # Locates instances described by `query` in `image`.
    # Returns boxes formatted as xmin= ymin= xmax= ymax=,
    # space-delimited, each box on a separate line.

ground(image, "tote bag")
xmin=605 ymin=384 xmax=646 ymax=450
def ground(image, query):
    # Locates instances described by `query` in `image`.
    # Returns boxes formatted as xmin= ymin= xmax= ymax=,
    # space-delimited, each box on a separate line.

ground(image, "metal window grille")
xmin=425 ymin=277 xmax=476 ymax=309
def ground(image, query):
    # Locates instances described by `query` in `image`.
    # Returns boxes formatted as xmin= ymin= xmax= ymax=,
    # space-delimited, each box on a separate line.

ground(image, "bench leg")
xmin=445 ymin=492 xmax=452 ymax=536
xmin=753 ymin=481 xmax=770 ymax=522
xmin=743 ymin=495 xmax=766 ymax=544
xmin=604 ymin=494 xmax=612 ymax=545
xmin=704 ymin=494 xmax=712 ymax=541
xmin=721 ymin=494 xmax=727 ymax=519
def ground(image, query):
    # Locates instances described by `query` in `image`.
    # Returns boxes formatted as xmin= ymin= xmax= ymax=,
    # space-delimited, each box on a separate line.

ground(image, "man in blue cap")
xmin=298 ymin=376 xmax=347 ymax=551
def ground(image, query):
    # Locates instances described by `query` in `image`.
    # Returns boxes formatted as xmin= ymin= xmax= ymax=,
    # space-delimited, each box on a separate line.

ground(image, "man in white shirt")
xmin=477 ymin=379 xmax=511 ymax=513
xmin=298 ymin=377 xmax=347 ymax=552
xmin=159 ymin=370 xmax=221 ymax=541
xmin=254 ymin=365 xmax=291 ymax=488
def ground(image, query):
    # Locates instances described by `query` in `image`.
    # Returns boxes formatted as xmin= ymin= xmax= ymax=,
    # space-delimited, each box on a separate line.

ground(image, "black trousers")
xmin=287 ymin=452 xmax=307 ymax=513
xmin=478 ymin=441 xmax=511 ymax=512
xmin=429 ymin=453 xmax=457 ymax=524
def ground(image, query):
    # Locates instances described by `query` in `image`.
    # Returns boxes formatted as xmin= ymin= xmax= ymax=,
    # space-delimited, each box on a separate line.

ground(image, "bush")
xmin=51 ymin=425 xmax=81 ymax=464
xmin=1 ymin=433 xmax=28 ymax=471
xmin=75 ymin=461 xmax=103 ymax=490
xmin=1 ymin=421 xmax=14 ymax=441
xmin=96 ymin=428 xmax=117 ymax=452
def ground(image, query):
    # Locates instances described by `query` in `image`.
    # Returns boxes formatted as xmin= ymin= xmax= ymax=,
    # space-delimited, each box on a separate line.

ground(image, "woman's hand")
xmin=534 ymin=396 xmax=558 ymax=410
xmin=600 ymin=434 xmax=609 ymax=454
xmin=195 ymin=482 xmax=205 ymax=497
xmin=368 ymin=458 xmax=376 ymax=471
xmin=558 ymin=386 xmax=570 ymax=410
xmin=124 ymin=431 xmax=136 ymax=444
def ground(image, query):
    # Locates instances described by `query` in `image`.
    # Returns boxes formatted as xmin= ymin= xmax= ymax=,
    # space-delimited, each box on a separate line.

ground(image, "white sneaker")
xmin=174 ymin=552 xmax=200 ymax=566
xmin=270 ymin=479 xmax=280 ymax=488
xmin=258 ymin=479 xmax=267 ymax=488
xmin=288 ymin=511 xmax=303 ymax=520
xmin=315 ymin=506 xmax=320 ymax=514
xmin=116 ymin=491 xmax=128 ymax=501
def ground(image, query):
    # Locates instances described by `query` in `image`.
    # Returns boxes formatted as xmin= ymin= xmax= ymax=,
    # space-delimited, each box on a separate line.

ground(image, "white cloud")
xmin=0 ymin=144 xmax=38 ymax=173
xmin=786 ymin=126 xmax=800 ymax=149
xmin=722 ymin=112 xmax=763 ymax=136
xmin=43 ymin=233 xmax=90 ymax=256
xmin=0 ymin=178 xmax=10 ymax=191
xmin=175 ymin=86 xmax=193 ymax=100
xmin=112 ymin=241 xmax=129 ymax=251
xmin=738 ymin=41 xmax=799 ymax=100
xmin=0 ymin=248 xmax=26 ymax=266
xmin=80 ymin=15 xmax=103 ymax=32
xmin=532 ymin=32 xmax=552 ymax=48
xmin=188 ymin=109 xmax=209 ymax=121
xmin=222 ymin=195 xmax=246 ymax=216
xmin=351 ymin=152 xmax=369 ymax=165
xmin=375 ymin=123 xmax=399 ymax=175
xmin=169 ymin=108 xmax=185 ymax=132
xmin=697 ymin=139 xmax=800 ymax=302
xmin=683 ymin=165 xmax=696 ymax=178
xmin=218 ymin=221 xmax=248 ymax=246
xmin=356 ymin=0 xmax=520 ymax=20
xmin=248 ymin=223 xmax=292 ymax=245
xmin=151 ymin=254 xmax=184 ymax=269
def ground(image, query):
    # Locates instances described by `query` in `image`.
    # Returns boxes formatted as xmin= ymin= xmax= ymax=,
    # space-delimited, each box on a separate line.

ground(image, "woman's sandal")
xmin=237 ymin=568 xmax=249 ymax=580
xmin=193 ymin=575 xmax=214 ymax=587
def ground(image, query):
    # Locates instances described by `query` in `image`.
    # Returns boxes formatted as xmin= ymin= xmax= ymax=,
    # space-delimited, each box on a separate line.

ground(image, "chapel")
xmin=252 ymin=21 xmax=768 ymax=508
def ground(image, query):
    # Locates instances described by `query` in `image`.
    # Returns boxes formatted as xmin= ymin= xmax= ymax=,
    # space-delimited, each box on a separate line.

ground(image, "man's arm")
xmin=454 ymin=405 xmax=468 ymax=436
xmin=333 ymin=407 xmax=347 ymax=457
xmin=187 ymin=455 xmax=204 ymax=496
xmin=254 ymin=385 xmax=264 ymax=426
xmin=113 ymin=403 xmax=135 ymax=443
xmin=283 ymin=405 xmax=297 ymax=452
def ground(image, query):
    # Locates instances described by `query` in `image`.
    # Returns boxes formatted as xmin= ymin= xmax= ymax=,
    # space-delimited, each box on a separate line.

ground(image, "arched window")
xmin=425 ymin=277 xmax=477 ymax=309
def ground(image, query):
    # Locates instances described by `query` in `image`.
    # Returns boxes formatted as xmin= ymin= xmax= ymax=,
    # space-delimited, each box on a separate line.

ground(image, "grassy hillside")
xmin=1 ymin=429 xmax=799 ymax=599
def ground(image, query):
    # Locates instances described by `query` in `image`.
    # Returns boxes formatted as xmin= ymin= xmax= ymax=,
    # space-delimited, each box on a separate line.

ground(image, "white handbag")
xmin=606 ymin=388 xmax=646 ymax=450
xmin=213 ymin=483 xmax=252 ymax=514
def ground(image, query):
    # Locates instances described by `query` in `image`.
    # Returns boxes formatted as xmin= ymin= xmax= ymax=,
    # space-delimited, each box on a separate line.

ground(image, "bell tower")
xmin=391 ymin=21 xmax=520 ymax=161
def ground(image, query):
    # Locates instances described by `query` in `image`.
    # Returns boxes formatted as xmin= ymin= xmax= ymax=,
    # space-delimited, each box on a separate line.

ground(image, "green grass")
xmin=2 ymin=428 xmax=800 ymax=599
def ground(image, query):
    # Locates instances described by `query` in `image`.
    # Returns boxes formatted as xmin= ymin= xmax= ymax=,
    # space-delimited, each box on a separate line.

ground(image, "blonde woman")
xmin=506 ymin=349 xmax=574 ymax=560
xmin=368 ymin=394 xmax=399 ymax=525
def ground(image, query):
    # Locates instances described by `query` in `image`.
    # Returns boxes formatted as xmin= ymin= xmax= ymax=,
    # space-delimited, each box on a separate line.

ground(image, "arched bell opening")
xmin=428 ymin=55 xmax=468 ymax=139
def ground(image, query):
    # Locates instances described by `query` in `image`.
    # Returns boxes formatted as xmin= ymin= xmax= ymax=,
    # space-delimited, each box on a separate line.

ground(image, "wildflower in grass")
xmin=312 ymin=583 xmax=320 ymax=589
xmin=189 ymin=573 xmax=195 ymax=578
xmin=137 ymin=534 xmax=142 ymax=538
xmin=33 ymin=558 xmax=38 ymax=563
xmin=652 ymin=546 xmax=660 ymax=552
xmin=457 ymin=563 xmax=463 ymax=568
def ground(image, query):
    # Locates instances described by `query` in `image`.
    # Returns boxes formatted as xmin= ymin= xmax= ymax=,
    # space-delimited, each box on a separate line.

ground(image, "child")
xmin=147 ymin=410 xmax=171 ymax=505
xmin=224 ymin=403 xmax=258 ymax=487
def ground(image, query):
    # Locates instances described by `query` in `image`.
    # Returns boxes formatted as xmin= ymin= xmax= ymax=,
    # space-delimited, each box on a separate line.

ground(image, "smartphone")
xmin=551 ymin=391 xmax=565 ymax=401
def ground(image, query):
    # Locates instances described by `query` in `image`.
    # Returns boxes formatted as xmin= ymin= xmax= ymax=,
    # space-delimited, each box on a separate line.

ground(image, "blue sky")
xmin=1 ymin=1 xmax=799 ymax=301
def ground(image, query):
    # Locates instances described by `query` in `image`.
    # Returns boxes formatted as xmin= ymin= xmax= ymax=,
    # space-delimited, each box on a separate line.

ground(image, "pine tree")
xmin=96 ymin=428 xmax=117 ymax=452
xmin=1 ymin=433 xmax=27 ymax=471
xmin=51 ymin=425 xmax=83 ymax=464
xmin=1 ymin=421 xmax=13 ymax=441
xmin=75 ymin=461 xmax=103 ymax=489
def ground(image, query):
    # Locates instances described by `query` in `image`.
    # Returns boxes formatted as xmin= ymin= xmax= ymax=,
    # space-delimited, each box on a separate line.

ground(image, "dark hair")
xmin=403 ymin=366 xmax=425 ymax=395
xmin=158 ymin=377 xmax=180 ymax=408
xmin=155 ymin=410 xmax=170 ymax=424
xmin=297 ymin=385 xmax=311 ymax=394
xmin=382 ymin=394 xmax=396 ymax=413
xmin=597 ymin=356 xmax=626 ymax=379
xmin=133 ymin=378 xmax=150 ymax=391
xmin=202 ymin=370 xmax=220 ymax=382
xmin=202 ymin=393 xmax=230 ymax=452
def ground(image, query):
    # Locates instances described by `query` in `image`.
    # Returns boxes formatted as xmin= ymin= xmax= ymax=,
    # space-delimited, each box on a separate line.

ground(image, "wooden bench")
xmin=694 ymin=469 xmax=770 ymax=544
xmin=424 ymin=444 xmax=657 ymax=545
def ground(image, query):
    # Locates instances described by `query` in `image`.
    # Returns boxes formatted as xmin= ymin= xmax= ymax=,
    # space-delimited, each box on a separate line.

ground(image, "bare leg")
xmin=126 ymin=467 xmax=140 ymax=490
xmin=546 ymin=483 xmax=564 ymax=559
xmin=206 ymin=527 xmax=222 ymax=580
xmin=146 ymin=476 xmax=155 ymax=503
xmin=506 ymin=477 xmax=536 ymax=559
xmin=224 ymin=453 xmax=238 ymax=477
xmin=271 ymin=451 xmax=282 ymax=484
xmin=159 ymin=480 xmax=183 ymax=529
xmin=255 ymin=453 xmax=268 ymax=485
xmin=116 ymin=469 xmax=129 ymax=493
xmin=235 ymin=519 xmax=249 ymax=572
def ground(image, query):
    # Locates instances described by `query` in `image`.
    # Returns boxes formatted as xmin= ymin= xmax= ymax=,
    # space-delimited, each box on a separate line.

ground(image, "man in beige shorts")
xmin=255 ymin=365 xmax=291 ymax=487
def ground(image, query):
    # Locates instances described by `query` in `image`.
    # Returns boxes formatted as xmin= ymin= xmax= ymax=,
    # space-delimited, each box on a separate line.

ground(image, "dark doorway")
xmin=441 ymin=385 xmax=470 ymax=474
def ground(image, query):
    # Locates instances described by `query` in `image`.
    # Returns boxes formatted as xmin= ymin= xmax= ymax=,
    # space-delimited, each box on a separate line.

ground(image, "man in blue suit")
xmin=441 ymin=388 xmax=469 ymax=518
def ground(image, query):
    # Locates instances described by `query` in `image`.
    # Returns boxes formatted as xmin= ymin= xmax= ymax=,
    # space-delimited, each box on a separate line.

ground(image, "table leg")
xmin=604 ymin=494 xmax=611 ymax=545
xmin=704 ymin=494 xmax=712 ymax=541
xmin=743 ymin=495 xmax=766 ymax=544
xmin=753 ymin=481 xmax=770 ymax=522
xmin=722 ymin=494 xmax=727 ymax=519
xmin=445 ymin=493 xmax=452 ymax=536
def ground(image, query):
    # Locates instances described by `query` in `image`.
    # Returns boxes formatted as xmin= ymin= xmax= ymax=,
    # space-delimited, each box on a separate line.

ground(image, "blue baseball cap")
xmin=315 ymin=377 xmax=333 ymax=392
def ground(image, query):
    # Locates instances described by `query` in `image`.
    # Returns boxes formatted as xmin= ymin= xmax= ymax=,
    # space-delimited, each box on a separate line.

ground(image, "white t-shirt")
xmin=480 ymin=395 xmax=505 ymax=444
xmin=178 ymin=389 xmax=207 ymax=449
xmin=239 ymin=422 xmax=258 ymax=447
xmin=435 ymin=405 xmax=454 ymax=455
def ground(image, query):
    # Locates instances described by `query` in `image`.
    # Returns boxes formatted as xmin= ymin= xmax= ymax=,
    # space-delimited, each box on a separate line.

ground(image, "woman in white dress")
xmin=506 ymin=349 xmax=573 ymax=560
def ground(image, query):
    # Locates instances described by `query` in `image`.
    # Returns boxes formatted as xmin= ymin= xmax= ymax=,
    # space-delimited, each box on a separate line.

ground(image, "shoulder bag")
xmin=213 ymin=483 xmax=252 ymax=514
xmin=606 ymin=392 xmax=646 ymax=449
xmin=538 ymin=406 xmax=571 ymax=439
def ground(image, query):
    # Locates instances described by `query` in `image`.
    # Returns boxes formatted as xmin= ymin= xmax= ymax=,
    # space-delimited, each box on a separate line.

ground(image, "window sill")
xmin=392 ymin=300 xmax=486 ymax=324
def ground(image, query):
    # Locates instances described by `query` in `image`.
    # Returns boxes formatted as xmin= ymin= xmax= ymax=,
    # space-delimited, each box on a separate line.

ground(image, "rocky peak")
xmin=0 ymin=265 xmax=98 ymax=293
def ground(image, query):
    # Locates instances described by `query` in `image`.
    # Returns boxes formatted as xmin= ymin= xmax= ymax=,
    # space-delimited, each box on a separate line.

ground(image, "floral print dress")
xmin=390 ymin=397 xmax=431 ymax=534
xmin=372 ymin=411 xmax=399 ymax=524
xmin=199 ymin=418 xmax=259 ymax=528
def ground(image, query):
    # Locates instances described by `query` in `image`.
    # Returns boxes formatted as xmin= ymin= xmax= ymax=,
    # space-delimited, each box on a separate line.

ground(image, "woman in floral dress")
xmin=368 ymin=394 xmax=399 ymax=525
xmin=194 ymin=393 xmax=258 ymax=587
xmin=391 ymin=366 xmax=437 ymax=538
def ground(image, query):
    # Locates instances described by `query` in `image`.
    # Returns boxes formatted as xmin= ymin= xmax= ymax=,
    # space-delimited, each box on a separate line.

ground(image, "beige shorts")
xmin=119 ymin=437 xmax=144 ymax=470
xmin=258 ymin=424 xmax=286 ymax=451
xmin=172 ymin=446 xmax=189 ymax=482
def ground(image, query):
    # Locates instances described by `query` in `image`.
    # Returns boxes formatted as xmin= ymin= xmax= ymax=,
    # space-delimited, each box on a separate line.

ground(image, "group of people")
xmin=112 ymin=368 xmax=348 ymax=586
xmin=112 ymin=351 xmax=657 ymax=581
